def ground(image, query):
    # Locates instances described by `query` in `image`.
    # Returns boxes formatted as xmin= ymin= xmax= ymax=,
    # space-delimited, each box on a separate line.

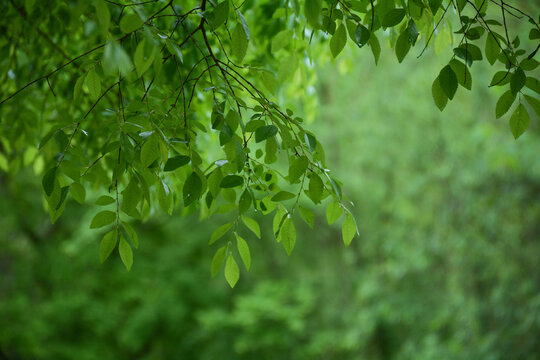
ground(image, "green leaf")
xmin=305 ymin=0 xmax=322 ymax=27
xmin=96 ymin=195 xmax=115 ymax=205
xmin=220 ymin=175 xmax=244 ymax=188
xmin=164 ymin=155 xmax=190 ymax=171
xmin=330 ymin=24 xmax=347 ymax=58
xmin=120 ymin=13 xmax=143 ymax=33
xmin=70 ymin=182 xmax=86 ymax=204
xmin=395 ymin=30 xmax=411 ymax=63
xmin=86 ymin=69 xmax=101 ymax=101
xmin=431 ymin=77 xmax=448 ymax=111
xmin=271 ymin=191 xmax=296 ymax=202
xmin=438 ymin=65 xmax=458 ymax=100
xmin=382 ymin=8 xmax=406 ymax=28
xmin=328 ymin=176 xmax=342 ymax=201
xmin=304 ymin=133 xmax=317 ymax=152
xmin=211 ymin=246 xmax=227 ymax=277
xmin=509 ymin=103 xmax=530 ymax=139
xmin=42 ymin=167 xmax=57 ymax=196
xmin=236 ymin=234 xmax=251 ymax=270
xmin=103 ymin=41 xmax=133 ymax=76
xmin=183 ymin=171 xmax=202 ymax=206
xmin=278 ymin=217 xmax=296 ymax=255
xmin=134 ymin=39 xmax=155 ymax=78
xmin=271 ymin=29 xmax=293 ymax=53
xmin=524 ymin=95 xmax=540 ymax=117
xmin=308 ymin=173 xmax=324 ymax=204
xmin=118 ymin=235 xmax=133 ymax=271
xmin=225 ymin=255 xmax=240 ymax=288
xmin=95 ymin=0 xmax=110 ymax=33
xmin=289 ymin=155 xmax=309 ymax=183
xmin=157 ymin=180 xmax=172 ymax=214
xmin=490 ymin=71 xmax=511 ymax=86
xmin=209 ymin=222 xmax=234 ymax=244
xmin=238 ymin=189 xmax=252 ymax=214
xmin=298 ymin=205 xmax=314 ymax=229
xmin=122 ymin=221 xmax=139 ymax=249
xmin=326 ymin=201 xmax=342 ymax=225
xmin=231 ymin=25 xmax=248 ymax=62
xmin=140 ymin=134 xmax=159 ymax=168
xmin=510 ymin=67 xmax=526 ymax=95
xmin=495 ymin=90 xmax=516 ymax=118
xmin=255 ymin=125 xmax=278 ymax=143
xmin=485 ymin=34 xmax=500 ymax=65
xmin=369 ymin=33 xmax=381 ymax=65
xmin=99 ymin=230 xmax=117 ymax=263
xmin=211 ymin=0 xmax=229 ymax=29
xmin=90 ymin=210 xmax=116 ymax=229
xmin=261 ymin=71 xmax=277 ymax=94
xmin=354 ymin=24 xmax=370 ymax=48
xmin=449 ymin=59 xmax=472 ymax=90
xmin=342 ymin=213 xmax=357 ymax=246
xmin=242 ymin=216 xmax=260 ymax=238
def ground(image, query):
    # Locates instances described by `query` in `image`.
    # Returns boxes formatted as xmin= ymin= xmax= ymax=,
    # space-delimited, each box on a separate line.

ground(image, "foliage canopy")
xmin=0 ymin=0 xmax=539 ymax=285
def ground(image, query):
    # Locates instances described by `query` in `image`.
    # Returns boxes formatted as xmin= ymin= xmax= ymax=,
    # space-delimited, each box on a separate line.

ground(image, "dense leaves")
xmin=0 ymin=0 xmax=538 ymax=284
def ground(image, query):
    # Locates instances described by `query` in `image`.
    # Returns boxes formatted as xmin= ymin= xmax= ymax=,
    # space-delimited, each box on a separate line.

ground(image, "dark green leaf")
xmin=438 ymin=65 xmax=458 ymax=100
xmin=183 ymin=171 xmax=202 ymax=206
xmin=42 ymin=167 xmax=57 ymax=196
xmin=509 ymin=103 xmax=530 ymax=139
xmin=510 ymin=67 xmax=526 ymax=95
xmin=382 ymin=9 xmax=406 ymax=28
xmin=220 ymin=174 xmax=244 ymax=188
xmin=495 ymin=90 xmax=516 ymax=118
xmin=330 ymin=24 xmax=347 ymax=58
xmin=164 ymin=155 xmax=190 ymax=171
xmin=255 ymin=125 xmax=278 ymax=143
xmin=305 ymin=0 xmax=322 ymax=27
xmin=271 ymin=191 xmax=296 ymax=202
xmin=354 ymin=24 xmax=370 ymax=48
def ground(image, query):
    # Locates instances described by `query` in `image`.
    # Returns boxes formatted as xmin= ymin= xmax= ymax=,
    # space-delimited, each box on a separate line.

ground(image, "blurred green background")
xmin=2 ymin=41 xmax=540 ymax=359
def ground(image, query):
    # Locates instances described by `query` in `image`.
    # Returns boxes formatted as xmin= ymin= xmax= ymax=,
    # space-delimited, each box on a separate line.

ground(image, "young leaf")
xmin=96 ymin=195 xmax=115 ymax=205
xmin=438 ymin=65 xmax=458 ymax=100
xmin=524 ymin=94 xmax=540 ymax=117
xmin=86 ymin=69 xmax=101 ymax=101
xmin=305 ymin=0 xmax=322 ymax=27
xmin=236 ymin=234 xmax=251 ymax=270
xmin=271 ymin=191 xmax=296 ymax=202
xmin=342 ymin=213 xmax=357 ymax=246
xmin=211 ymin=0 xmax=229 ymax=29
xmin=509 ymin=103 xmax=530 ymax=139
xmin=209 ymin=222 xmax=233 ymax=244
xmin=120 ymin=13 xmax=143 ymax=33
xmin=279 ymin=217 xmax=296 ymax=255
xmin=225 ymin=255 xmax=240 ymax=288
xmin=118 ymin=235 xmax=133 ymax=271
xmin=299 ymin=205 xmax=314 ymax=229
xmin=122 ymin=221 xmax=139 ymax=249
xmin=330 ymin=24 xmax=347 ymax=58
xmin=231 ymin=25 xmax=248 ymax=62
xmin=99 ymin=230 xmax=117 ymax=263
xmin=326 ymin=201 xmax=342 ymax=225
xmin=211 ymin=246 xmax=227 ymax=277
xmin=90 ymin=210 xmax=116 ymax=229
xmin=242 ymin=216 xmax=261 ymax=238
xmin=495 ymin=90 xmax=516 ymax=118
xmin=70 ymin=182 xmax=86 ymax=204
xmin=289 ymin=156 xmax=309 ymax=183
xmin=308 ymin=173 xmax=324 ymax=204
xmin=485 ymin=34 xmax=500 ymax=65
